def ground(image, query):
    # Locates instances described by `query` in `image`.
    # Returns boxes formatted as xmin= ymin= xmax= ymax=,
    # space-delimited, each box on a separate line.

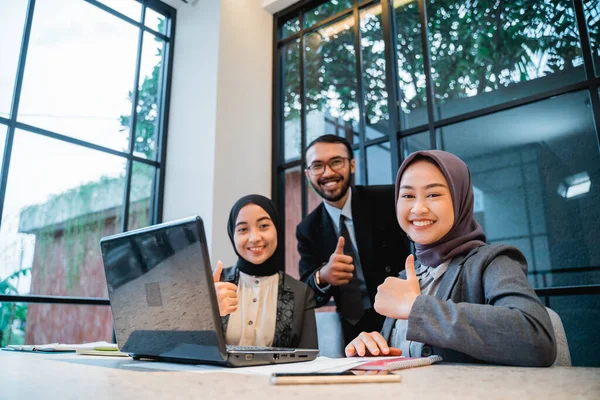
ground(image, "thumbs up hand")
xmin=213 ymin=260 xmax=239 ymax=316
xmin=374 ymin=255 xmax=420 ymax=320
xmin=319 ymin=236 xmax=355 ymax=286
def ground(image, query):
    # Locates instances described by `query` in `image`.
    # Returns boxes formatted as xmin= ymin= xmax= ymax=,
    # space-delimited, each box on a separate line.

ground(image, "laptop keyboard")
xmin=226 ymin=345 xmax=295 ymax=352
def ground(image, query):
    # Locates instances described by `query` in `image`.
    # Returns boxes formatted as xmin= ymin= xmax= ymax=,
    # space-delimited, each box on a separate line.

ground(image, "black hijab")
xmin=226 ymin=194 xmax=283 ymax=277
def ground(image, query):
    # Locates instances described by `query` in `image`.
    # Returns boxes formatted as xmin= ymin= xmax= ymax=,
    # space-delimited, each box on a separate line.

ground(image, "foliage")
xmin=283 ymin=0 xmax=595 ymax=132
xmin=120 ymin=18 xmax=165 ymax=159
xmin=0 ymin=268 xmax=30 ymax=347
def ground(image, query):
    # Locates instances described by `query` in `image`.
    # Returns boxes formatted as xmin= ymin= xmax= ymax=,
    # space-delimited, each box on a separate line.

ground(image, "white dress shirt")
xmin=225 ymin=272 xmax=279 ymax=347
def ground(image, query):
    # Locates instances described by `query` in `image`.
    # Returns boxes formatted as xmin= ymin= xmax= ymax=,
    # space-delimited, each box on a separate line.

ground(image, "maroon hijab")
xmin=395 ymin=150 xmax=486 ymax=267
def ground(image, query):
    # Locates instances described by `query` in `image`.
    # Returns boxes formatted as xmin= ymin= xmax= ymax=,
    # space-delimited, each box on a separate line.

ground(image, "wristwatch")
xmin=315 ymin=269 xmax=322 ymax=286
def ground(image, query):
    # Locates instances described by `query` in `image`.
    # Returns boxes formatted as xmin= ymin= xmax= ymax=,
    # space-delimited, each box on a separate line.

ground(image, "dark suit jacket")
xmin=381 ymin=245 xmax=557 ymax=367
xmin=296 ymin=185 xmax=410 ymax=328
xmin=220 ymin=267 xmax=318 ymax=349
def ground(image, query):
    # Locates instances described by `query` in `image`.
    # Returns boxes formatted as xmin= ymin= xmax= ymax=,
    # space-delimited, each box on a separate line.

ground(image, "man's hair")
xmin=305 ymin=134 xmax=354 ymax=160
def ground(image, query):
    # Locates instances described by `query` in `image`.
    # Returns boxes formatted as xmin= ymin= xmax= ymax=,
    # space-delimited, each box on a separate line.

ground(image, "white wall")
xmin=163 ymin=0 xmax=273 ymax=268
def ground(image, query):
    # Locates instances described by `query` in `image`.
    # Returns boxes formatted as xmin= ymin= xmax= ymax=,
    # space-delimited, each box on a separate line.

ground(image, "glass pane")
xmin=305 ymin=16 xmax=360 ymax=146
xmin=400 ymin=131 xmax=430 ymax=159
xmin=353 ymin=148 xmax=363 ymax=185
xmin=427 ymin=0 xmax=585 ymax=120
xmin=18 ymin=0 xmax=138 ymax=152
xmin=584 ymin=0 xmax=600 ymax=75
xmin=132 ymin=33 xmax=165 ymax=160
xmin=0 ymin=130 xmax=126 ymax=297
xmin=284 ymin=167 xmax=302 ymax=278
xmin=283 ymin=40 xmax=301 ymax=162
xmin=436 ymin=90 xmax=600 ymax=289
xmin=543 ymin=295 xmax=600 ymax=367
xmin=304 ymin=0 xmax=353 ymax=28
xmin=361 ymin=3 xmax=388 ymax=140
xmin=281 ymin=17 xmax=300 ymax=38
xmin=127 ymin=162 xmax=156 ymax=231
xmin=0 ymin=0 xmax=28 ymax=119
xmin=97 ymin=0 xmax=142 ymax=22
xmin=144 ymin=7 xmax=166 ymax=34
xmin=394 ymin=0 xmax=428 ymax=129
xmin=0 ymin=303 xmax=113 ymax=346
xmin=366 ymin=142 xmax=392 ymax=185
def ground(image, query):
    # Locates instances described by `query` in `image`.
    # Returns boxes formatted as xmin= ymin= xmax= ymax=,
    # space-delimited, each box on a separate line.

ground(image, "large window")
xmin=273 ymin=0 xmax=600 ymax=366
xmin=0 ymin=0 xmax=175 ymax=347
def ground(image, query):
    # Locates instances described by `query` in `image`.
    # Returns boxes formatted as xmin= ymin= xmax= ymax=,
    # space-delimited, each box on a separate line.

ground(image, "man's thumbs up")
xmin=335 ymin=236 xmax=345 ymax=254
xmin=213 ymin=260 xmax=223 ymax=283
xmin=319 ymin=236 xmax=354 ymax=286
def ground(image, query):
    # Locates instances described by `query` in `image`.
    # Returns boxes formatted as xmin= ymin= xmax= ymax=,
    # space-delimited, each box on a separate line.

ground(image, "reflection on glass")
xmin=131 ymin=32 xmax=165 ymax=160
xmin=0 ymin=130 xmax=126 ymax=300
xmin=97 ymin=0 xmax=142 ymax=21
xmin=283 ymin=40 xmax=301 ymax=162
xmin=400 ymin=131 xmax=430 ymax=159
xmin=128 ymin=162 xmax=156 ymax=231
xmin=305 ymin=16 xmax=360 ymax=145
xmin=0 ymin=303 xmax=113 ymax=347
xmin=427 ymin=0 xmax=585 ymax=120
xmin=144 ymin=7 xmax=166 ymax=34
xmin=366 ymin=142 xmax=392 ymax=185
xmin=436 ymin=91 xmax=600 ymax=289
xmin=18 ymin=0 xmax=138 ymax=151
xmin=584 ymin=0 xmax=600 ymax=75
xmin=361 ymin=3 xmax=388 ymax=140
xmin=284 ymin=167 xmax=302 ymax=278
xmin=304 ymin=0 xmax=353 ymax=28
xmin=0 ymin=1 xmax=27 ymax=119
xmin=282 ymin=17 xmax=300 ymax=38
xmin=353 ymin=149 xmax=363 ymax=185
xmin=394 ymin=0 xmax=427 ymax=129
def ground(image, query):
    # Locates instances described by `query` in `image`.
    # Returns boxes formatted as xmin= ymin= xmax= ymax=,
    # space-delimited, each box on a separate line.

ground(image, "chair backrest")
xmin=546 ymin=307 xmax=572 ymax=367
xmin=315 ymin=311 xmax=345 ymax=358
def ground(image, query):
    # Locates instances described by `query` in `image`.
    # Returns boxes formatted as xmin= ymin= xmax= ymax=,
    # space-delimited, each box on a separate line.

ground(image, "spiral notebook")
xmin=353 ymin=355 xmax=443 ymax=371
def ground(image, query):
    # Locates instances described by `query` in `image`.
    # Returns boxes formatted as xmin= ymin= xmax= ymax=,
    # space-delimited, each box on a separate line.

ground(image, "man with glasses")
xmin=296 ymin=134 xmax=410 ymax=345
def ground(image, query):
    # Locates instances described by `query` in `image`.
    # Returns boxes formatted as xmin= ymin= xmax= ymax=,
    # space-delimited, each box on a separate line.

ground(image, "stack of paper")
xmin=5 ymin=341 xmax=119 ymax=353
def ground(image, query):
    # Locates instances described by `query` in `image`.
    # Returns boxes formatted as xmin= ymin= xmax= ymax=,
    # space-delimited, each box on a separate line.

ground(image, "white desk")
xmin=2 ymin=351 xmax=599 ymax=399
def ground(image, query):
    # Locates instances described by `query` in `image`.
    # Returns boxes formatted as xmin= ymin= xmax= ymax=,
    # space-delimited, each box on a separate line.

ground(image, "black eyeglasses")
xmin=305 ymin=157 xmax=351 ymax=176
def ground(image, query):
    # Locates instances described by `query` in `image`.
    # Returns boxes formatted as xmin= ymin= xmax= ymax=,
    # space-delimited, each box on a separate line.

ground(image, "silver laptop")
xmin=100 ymin=216 xmax=319 ymax=367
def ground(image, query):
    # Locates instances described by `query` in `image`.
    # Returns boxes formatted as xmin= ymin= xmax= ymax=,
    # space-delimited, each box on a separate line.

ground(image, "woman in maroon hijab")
xmin=345 ymin=150 xmax=557 ymax=367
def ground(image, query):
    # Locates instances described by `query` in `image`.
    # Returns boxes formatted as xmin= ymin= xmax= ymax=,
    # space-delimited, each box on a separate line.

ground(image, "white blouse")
xmin=225 ymin=271 xmax=279 ymax=347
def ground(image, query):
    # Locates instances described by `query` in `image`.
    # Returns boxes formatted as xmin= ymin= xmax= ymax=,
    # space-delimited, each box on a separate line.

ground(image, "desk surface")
xmin=2 ymin=351 xmax=599 ymax=399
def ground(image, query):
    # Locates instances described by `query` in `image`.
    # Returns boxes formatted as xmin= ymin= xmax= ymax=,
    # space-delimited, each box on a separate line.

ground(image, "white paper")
xmin=124 ymin=356 xmax=388 ymax=376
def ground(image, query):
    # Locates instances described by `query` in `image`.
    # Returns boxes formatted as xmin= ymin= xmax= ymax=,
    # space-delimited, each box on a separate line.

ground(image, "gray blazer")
xmin=381 ymin=245 xmax=557 ymax=367
xmin=220 ymin=267 xmax=318 ymax=349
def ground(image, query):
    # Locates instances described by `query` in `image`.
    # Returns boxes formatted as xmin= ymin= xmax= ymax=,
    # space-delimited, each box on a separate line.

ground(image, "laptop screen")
xmin=101 ymin=217 xmax=226 ymax=361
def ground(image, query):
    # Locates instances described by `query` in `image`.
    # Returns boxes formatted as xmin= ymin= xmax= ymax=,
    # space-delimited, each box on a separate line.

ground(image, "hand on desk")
xmin=319 ymin=237 xmax=354 ymax=286
xmin=345 ymin=331 xmax=402 ymax=357
xmin=213 ymin=260 xmax=239 ymax=316
xmin=374 ymin=254 xmax=420 ymax=320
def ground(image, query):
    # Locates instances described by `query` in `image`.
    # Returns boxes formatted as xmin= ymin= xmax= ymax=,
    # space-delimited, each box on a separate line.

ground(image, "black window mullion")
xmin=121 ymin=7 xmax=146 ymax=233
xmin=0 ymin=0 xmax=36 ymax=227
xmin=379 ymin=0 xmax=401 ymax=174
xmin=353 ymin=4 xmax=368 ymax=183
xmin=417 ymin=0 xmax=436 ymax=150
xmin=573 ymin=0 xmax=600 ymax=152
xmin=154 ymin=14 xmax=176 ymax=224
xmin=300 ymin=12 xmax=308 ymax=218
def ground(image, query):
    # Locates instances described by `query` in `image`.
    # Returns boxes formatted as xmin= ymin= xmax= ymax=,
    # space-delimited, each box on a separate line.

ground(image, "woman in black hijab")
xmin=213 ymin=194 xmax=317 ymax=349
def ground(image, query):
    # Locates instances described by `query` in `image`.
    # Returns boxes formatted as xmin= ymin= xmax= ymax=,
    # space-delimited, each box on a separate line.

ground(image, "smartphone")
xmin=270 ymin=371 xmax=401 ymax=385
